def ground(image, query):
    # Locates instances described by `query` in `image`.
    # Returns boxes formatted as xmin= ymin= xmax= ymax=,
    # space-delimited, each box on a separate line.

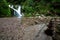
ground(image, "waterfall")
xmin=9 ymin=5 xmax=23 ymax=18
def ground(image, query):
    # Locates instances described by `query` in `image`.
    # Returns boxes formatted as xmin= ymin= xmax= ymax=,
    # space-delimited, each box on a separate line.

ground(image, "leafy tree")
xmin=0 ymin=0 xmax=11 ymax=17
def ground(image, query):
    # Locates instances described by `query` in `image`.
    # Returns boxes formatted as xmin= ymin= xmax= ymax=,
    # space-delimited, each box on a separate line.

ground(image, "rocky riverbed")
xmin=0 ymin=18 xmax=52 ymax=40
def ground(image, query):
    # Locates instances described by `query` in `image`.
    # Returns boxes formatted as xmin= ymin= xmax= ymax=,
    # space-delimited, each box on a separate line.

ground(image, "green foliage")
xmin=3 ymin=0 xmax=60 ymax=17
xmin=21 ymin=0 xmax=60 ymax=17
xmin=0 ymin=0 xmax=11 ymax=17
xmin=6 ymin=0 xmax=26 ymax=5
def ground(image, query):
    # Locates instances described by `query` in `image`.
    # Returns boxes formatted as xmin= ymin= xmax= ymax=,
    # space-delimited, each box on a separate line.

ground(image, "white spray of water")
xmin=9 ymin=5 xmax=23 ymax=18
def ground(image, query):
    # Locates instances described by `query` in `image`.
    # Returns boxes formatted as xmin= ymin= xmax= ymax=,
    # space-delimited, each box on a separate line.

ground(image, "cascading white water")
xmin=9 ymin=5 xmax=23 ymax=18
